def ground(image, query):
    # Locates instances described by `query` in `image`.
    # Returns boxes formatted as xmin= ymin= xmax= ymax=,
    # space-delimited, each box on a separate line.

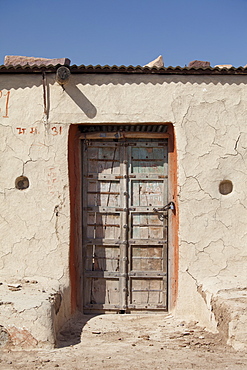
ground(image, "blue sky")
xmin=1 ymin=0 xmax=247 ymax=67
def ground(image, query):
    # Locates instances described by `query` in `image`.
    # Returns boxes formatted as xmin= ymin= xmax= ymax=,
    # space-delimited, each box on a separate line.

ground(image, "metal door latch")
xmin=153 ymin=202 xmax=175 ymax=220
xmin=153 ymin=202 xmax=175 ymax=213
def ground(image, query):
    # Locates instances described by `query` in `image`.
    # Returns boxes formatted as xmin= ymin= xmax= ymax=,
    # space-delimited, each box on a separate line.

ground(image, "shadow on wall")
xmin=1 ymin=72 xmax=244 ymax=121
xmin=67 ymin=73 xmax=247 ymax=87
xmin=1 ymin=72 xmax=246 ymax=92
xmin=0 ymin=73 xmax=97 ymax=119
xmin=64 ymin=84 xmax=97 ymax=119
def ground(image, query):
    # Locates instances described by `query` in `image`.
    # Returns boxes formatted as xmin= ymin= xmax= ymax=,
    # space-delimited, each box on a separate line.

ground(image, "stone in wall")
xmin=4 ymin=55 xmax=71 ymax=66
xmin=188 ymin=60 xmax=210 ymax=67
xmin=144 ymin=55 xmax=164 ymax=68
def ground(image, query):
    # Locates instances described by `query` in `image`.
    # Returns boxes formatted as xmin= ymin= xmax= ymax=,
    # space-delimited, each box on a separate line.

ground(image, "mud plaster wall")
xmin=0 ymin=72 xmax=247 ymax=331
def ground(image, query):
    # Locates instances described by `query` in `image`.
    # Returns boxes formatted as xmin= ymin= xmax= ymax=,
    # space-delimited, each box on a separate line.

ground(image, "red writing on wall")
xmin=51 ymin=126 xmax=62 ymax=135
xmin=16 ymin=126 xmax=63 ymax=135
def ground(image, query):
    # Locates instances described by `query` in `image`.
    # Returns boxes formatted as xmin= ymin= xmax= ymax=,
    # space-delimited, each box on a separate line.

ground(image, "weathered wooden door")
xmin=82 ymin=137 xmax=168 ymax=313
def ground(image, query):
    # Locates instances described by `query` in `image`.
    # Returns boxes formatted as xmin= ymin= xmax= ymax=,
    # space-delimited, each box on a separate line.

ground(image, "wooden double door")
xmin=82 ymin=137 xmax=169 ymax=313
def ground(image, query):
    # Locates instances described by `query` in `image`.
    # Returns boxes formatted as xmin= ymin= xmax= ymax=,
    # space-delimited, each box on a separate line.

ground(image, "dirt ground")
xmin=0 ymin=313 xmax=247 ymax=370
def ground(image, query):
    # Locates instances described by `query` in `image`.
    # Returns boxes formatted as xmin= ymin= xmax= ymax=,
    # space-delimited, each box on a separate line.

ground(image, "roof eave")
xmin=1 ymin=64 xmax=247 ymax=75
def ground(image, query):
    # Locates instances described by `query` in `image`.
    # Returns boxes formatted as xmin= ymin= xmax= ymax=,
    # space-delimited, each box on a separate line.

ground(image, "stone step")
xmin=212 ymin=288 xmax=247 ymax=350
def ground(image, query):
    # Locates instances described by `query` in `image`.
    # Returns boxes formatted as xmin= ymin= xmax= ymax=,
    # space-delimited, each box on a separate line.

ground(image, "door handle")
xmin=153 ymin=201 xmax=175 ymax=213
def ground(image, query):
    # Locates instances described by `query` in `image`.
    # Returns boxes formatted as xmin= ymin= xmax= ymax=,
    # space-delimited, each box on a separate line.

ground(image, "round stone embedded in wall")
xmin=15 ymin=176 xmax=29 ymax=190
xmin=219 ymin=180 xmax=233 ymax=195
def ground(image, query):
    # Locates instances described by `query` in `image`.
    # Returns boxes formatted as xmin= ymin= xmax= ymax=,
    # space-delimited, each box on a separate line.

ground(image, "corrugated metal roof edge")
xmin=1 ymin=64 xmax=247 ymax=75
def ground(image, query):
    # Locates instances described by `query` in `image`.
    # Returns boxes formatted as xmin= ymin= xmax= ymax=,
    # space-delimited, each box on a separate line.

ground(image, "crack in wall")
xmin=234 ymin=134 xmax=241 ymax=151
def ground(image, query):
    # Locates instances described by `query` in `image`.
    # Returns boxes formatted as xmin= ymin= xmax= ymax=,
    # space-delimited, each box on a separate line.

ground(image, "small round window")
xmin=15 ymin=176 xmax=29 ymax=190
xmin=219 ymin=180 xmax=233 ymax=195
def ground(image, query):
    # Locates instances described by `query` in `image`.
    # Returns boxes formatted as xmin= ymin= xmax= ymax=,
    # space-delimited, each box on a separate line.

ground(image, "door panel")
xmin=87 ymin=180 xmax=120 ymax=207
xmin=85 ymin=245 xmax=120 ymax=272
xmin=84 ymin=278 xmax=120 ymax=307
xmin=131 ymin=180 xmax=164 ymax=206
xmin=129 ymin=278 xmax=165 ymax=306
xmin=131 ymin=245 xmax=164 ymax=271
xmin=131 ymin=213 xmax=165 ymax=239
xmin=82 ymin=138 xmax=168 ymax=312
xmin=87 ymin=144 xmax=121 ymax=174
xmin=130 ymin=144 xmax=167 ymax=174
xmin=87 ymin=212 xmax=121 ymax=239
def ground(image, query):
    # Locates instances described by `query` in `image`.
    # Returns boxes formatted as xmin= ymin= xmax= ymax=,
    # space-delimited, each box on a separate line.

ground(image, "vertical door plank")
xmin=127 ymin=139 xmax=168 ymax=310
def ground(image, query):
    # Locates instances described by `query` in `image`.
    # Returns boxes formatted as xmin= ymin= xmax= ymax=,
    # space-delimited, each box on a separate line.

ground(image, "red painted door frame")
xmin=68 ymin=123 xmax=178 ymax=313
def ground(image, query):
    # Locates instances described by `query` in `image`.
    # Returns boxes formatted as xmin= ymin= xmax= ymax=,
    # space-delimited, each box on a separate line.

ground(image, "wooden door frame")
xmin=68 ymin=123 xmax=178 ymax=314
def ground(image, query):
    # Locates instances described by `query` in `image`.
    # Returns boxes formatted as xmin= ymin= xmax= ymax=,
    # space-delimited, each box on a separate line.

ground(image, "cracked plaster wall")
xmin=0 ymin=72 xmax=247 ymax=337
